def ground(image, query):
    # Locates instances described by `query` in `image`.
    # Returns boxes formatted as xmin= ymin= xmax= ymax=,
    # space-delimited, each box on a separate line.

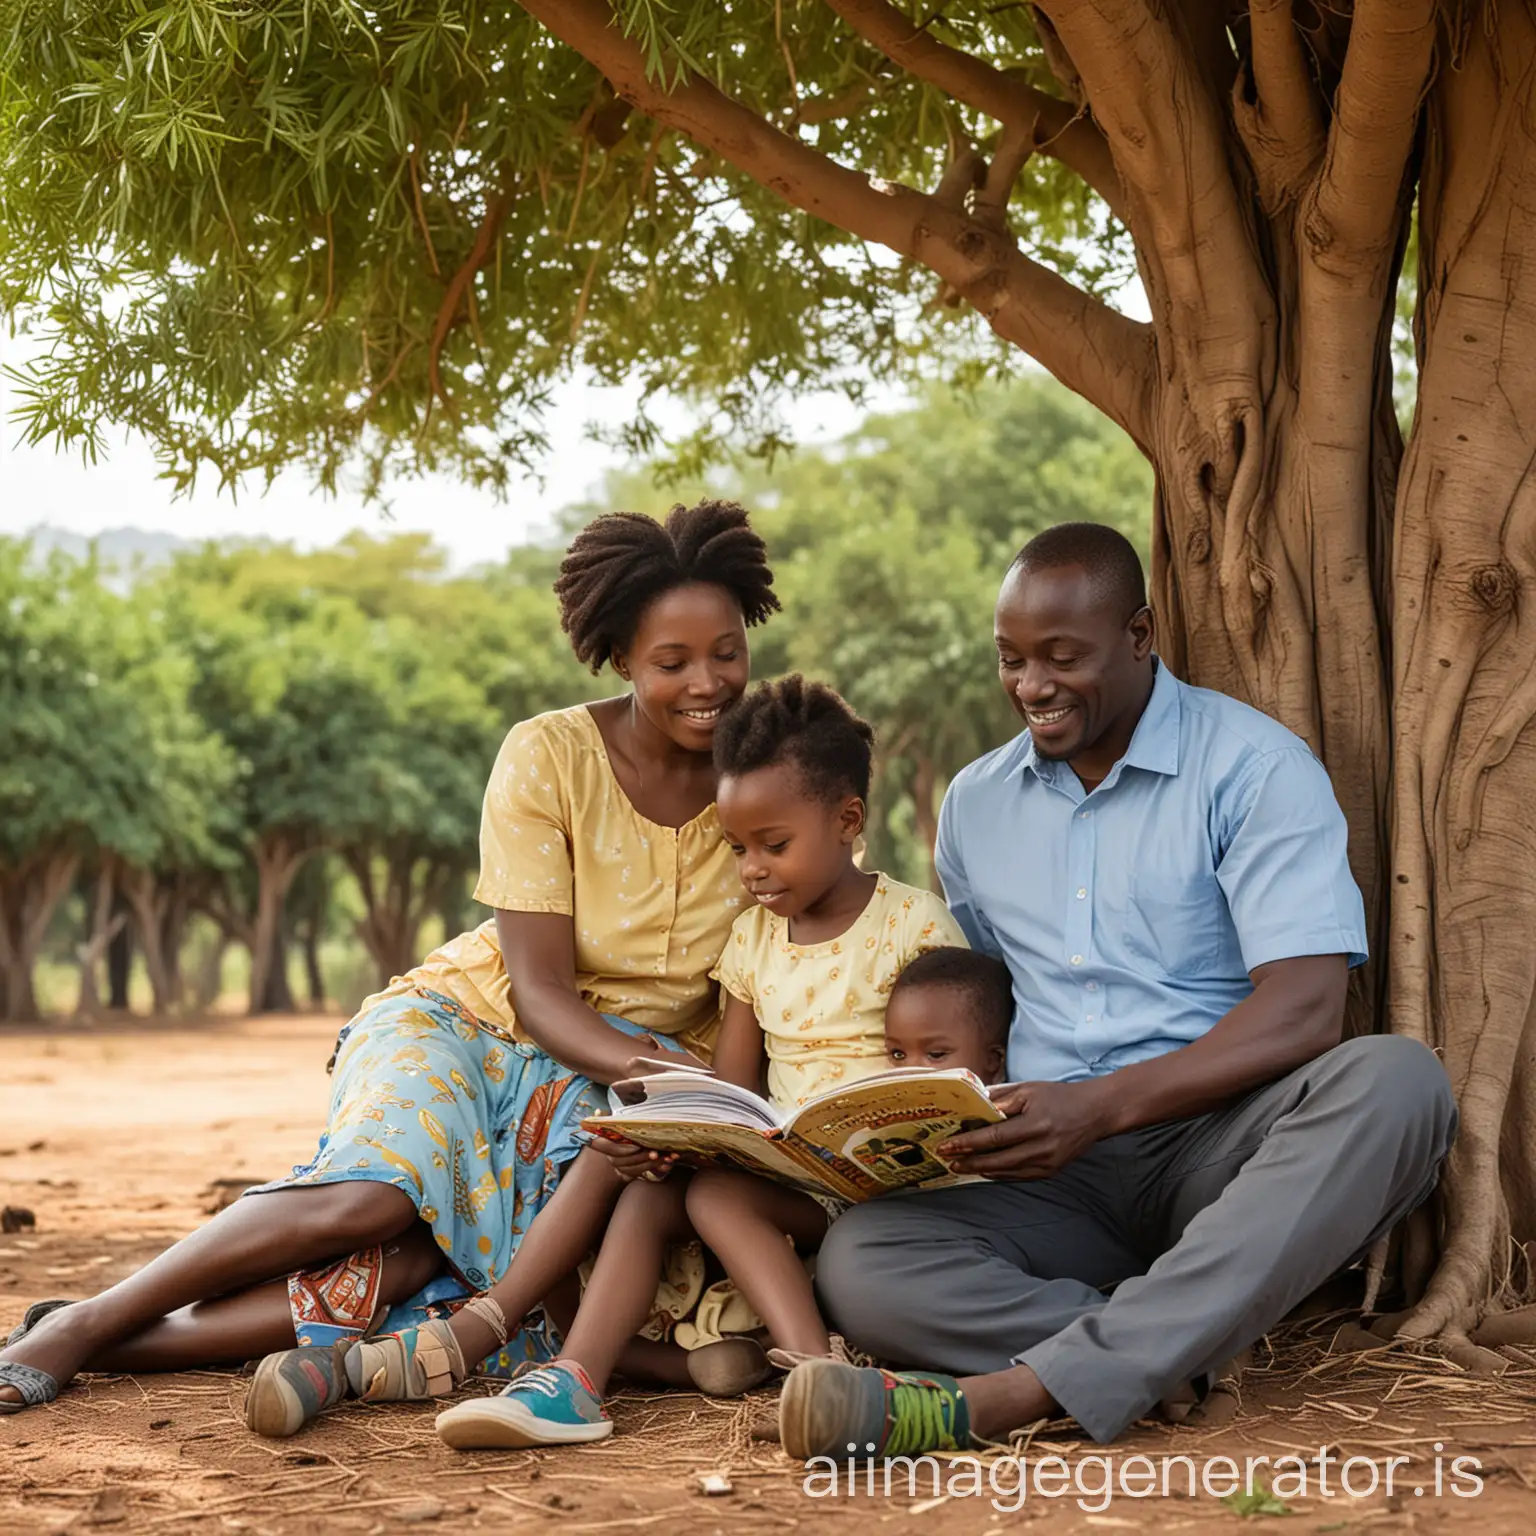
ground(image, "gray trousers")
xmin=815 ymin=1034 xmax=1457 ymax=1443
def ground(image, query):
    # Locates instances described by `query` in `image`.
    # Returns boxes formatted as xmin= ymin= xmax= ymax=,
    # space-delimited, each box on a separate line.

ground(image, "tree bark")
xmin=1387 ymin=6 xmax=1536 ymax=1340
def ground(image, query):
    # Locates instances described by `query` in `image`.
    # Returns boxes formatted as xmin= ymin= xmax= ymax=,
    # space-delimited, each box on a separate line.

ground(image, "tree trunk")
xmin=122 ymin=867 xmax=193 ymax=1016
xmin=347 ymin=848 xmax=445 ymax=987
xmin=1386 ymin=9 xmax=1536 ymax=1340
xmin=106 ymin=905 xmax=132 ymax=1011
xmin=300 ymin=919 xmax=326 ymax=1009
xmin=73 ymin=862 xmax=127 ymax=1020
xmin=257 ymin=907 xmax=297 ymax=1013
xmin=0 ymin=851 xmax=80 ymax=1023
xmin=247 ymin=834 xmax=313 ymax=1015
xmin=193 ymin=932 xmax=229 ymax=1012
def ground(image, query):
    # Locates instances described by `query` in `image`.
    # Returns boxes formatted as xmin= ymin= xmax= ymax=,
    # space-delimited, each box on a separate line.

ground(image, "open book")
xmin=581 ymin=1061 xmax=1005 ymax=1203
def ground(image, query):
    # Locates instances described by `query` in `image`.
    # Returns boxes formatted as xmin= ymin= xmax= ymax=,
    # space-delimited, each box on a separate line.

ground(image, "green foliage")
xmin=0 ymin=1 xmax=1133 ymax=496
xmin=2 ymin=372 xmax=1147 ymax=1005
xmin=0 ymin=539 xmax=234 ymax=873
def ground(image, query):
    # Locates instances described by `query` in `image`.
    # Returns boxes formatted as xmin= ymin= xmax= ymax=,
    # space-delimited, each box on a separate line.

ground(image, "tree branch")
xmin=1310 ymin=0 xmax=1435 ymax=269
xmin=1036 ymin=1 xmax=1272 ymax=398
xmin=823 ymin=0 xmax=1129 ymax=225
xmin=427 ymin=188 xmax=514 ymax=422
xmin=1233 ymin=0 xmax=1327 ymax=213
xmin=516 ymin=0 xmax=1154 ymax=443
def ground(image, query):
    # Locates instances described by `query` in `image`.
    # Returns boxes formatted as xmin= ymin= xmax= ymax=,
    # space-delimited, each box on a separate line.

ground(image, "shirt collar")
xmin=1019 ymin=657 xmax=1182 ymax=786
xmin=1121 ymin=657 xmax=1182 ymax=777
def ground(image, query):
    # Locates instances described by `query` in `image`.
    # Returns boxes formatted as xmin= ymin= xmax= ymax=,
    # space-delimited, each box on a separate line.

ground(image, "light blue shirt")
xmin=936 ymin=660 xmax=1368 ymax=1085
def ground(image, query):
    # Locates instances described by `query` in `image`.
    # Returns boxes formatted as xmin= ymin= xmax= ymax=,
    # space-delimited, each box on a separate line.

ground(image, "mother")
xmin=0 ymin=500 xmax=779 ymax=1423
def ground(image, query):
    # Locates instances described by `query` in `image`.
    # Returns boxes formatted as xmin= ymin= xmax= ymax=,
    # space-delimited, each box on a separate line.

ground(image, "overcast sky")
xmin=0 ymin=329 xmax=889 ymax=568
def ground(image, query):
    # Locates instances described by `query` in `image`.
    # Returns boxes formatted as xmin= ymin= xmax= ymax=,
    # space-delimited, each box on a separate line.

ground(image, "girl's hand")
xmin=621 ymin=1047 xmax=713 ymax=1077
xmin=587 ymin=1133 xmax=679 ymax=1183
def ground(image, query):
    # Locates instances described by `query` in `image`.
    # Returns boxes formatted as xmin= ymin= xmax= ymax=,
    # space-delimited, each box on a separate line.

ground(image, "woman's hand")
xmin=586 ymin=1132 xmax=679 ymax=1184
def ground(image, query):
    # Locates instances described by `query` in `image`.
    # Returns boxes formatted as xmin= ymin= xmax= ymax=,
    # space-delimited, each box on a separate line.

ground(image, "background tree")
xmin=0 ymin=542 xmax=232 ymax=1020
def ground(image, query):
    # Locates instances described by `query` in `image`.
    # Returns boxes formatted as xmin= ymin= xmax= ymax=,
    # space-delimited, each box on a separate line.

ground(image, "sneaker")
xmin=245 ymin=1342 xmax=351 ymax=1438
xmin=435 ymin=1360 xmax=612 ymax=1449
xmin=778 ymin=1358 xmax=971 ymax=1461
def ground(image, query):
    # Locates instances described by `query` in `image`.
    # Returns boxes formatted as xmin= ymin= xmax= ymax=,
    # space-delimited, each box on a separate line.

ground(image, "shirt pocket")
xmin=1123 ymin=868 xmax=1226 ymax=979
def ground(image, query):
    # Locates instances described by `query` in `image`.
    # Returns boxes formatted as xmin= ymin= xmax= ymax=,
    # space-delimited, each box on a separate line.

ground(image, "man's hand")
xmin=936 ymin=1079 xmax=1115 ymax=1180
xmin=585 ymin=1132 xmax=679 ymax=1183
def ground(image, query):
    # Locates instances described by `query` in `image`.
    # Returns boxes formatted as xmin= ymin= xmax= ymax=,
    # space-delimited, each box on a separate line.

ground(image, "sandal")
xmin=245 ymin=1340 xmax=352 ymax=1439
xmin=344 ymin=1294 xmax=509 ymax=1403
xmin=0 ymin=1360 xmax=60 ymax=1415
xmin=6 ymin=1298 xmax=74 ymax=1347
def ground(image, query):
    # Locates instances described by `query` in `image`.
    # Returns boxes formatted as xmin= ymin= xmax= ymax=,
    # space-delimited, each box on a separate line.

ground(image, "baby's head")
xmin=713 ymin=675 xmax=875 ymax=920
xmin=884 ymin=947 xmax=1012 ymax=1083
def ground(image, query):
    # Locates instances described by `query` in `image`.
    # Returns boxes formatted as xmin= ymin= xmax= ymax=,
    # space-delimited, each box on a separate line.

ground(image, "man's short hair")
xmin=1011 ymin=522 xmax=1147 ymax=621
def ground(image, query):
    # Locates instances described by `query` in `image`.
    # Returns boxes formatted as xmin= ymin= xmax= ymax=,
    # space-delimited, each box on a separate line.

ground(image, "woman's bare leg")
xmin=0 ymin=1180 xmax=419 ymax=1403
xmin=90 ymin=1220 xmax=445 ymax=1373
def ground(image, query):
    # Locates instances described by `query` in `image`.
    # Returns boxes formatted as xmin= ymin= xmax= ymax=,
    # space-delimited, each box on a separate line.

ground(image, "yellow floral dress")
xmin=254 ymin=705 xmax=744 ymax=1367
xmin=711 ymin=875 xmax=969 ymax=1108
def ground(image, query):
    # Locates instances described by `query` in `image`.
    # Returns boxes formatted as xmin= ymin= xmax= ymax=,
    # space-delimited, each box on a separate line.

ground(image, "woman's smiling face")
xmin=617 ymin=581 xmax=751 ymax=751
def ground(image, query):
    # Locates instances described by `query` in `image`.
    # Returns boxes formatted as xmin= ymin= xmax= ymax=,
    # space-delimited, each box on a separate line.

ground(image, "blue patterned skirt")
xmin=247 ymin=988 xmax=684 ymax=1375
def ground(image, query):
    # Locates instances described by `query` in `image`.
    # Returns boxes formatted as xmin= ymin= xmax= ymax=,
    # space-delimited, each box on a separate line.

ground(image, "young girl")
xmin=432 ymin=677 xmax=989 ymax=1449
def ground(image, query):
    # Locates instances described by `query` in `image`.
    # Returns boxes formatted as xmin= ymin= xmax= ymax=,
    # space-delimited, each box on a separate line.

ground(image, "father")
xmin=782 ymin=522 xmax=1457 ymax=1456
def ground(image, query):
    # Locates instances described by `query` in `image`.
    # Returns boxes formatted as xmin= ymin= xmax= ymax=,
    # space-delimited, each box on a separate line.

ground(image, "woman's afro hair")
xmin=554 ymin=500 xmax=779 ymax=673
xmin=712 ymin=674 xmax=876 ymax=806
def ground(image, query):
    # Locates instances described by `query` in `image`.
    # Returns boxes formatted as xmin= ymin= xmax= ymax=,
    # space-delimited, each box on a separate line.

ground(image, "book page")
xmin=607 ymin=1070 xmax=783 ymax=1131
xmin=783 ymin=1069 xmax=1005 ymax=1195
xmin=583 ymin=1117 xmax=864 ymax=1201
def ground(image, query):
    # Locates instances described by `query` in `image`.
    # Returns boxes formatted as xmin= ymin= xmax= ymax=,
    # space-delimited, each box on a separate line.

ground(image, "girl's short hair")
xmin=713 ymin=674 xmax=875 ymax=805
xmin=555 ymin=500 xmax=779 ymax=672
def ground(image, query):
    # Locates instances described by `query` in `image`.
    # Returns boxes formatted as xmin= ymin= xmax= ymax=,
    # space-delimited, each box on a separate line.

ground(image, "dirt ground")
xmin=2 ymin=1016 xmax=1535 ymax=1536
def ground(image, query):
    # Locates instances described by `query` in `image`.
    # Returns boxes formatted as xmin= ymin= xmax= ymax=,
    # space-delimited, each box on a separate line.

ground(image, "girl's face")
xmin=717 ymin=762 xmax=863 ymax=920
xmin=615 ymin=582 xmax=751 ymax=753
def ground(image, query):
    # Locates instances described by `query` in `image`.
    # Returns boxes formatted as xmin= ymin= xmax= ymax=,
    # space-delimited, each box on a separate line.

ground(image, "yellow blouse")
xmin=359 ymin=705 xmax=743 ymax=1059
xmin=711 ymin=875 xmax=968 ymax=1108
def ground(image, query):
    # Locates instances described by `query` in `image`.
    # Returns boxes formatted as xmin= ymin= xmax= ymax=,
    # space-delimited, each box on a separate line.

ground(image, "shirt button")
xmin=1070 ymin=954 xmax=1083 ymax=966
xmin=1085 ymin=1015 xmax=1095 ymax=1024
xmin=1086 ymin=981 xmax=1099 ymax=992
xmin=1078 ymin=810 xmax=1091 ymax=820
xmin=1076 ymin=887 xmax=1087 ymax=899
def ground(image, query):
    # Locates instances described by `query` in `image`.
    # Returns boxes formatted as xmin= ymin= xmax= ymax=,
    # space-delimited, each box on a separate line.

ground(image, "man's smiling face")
xmin=993 ymin=560 xmax=1154 ymax=766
